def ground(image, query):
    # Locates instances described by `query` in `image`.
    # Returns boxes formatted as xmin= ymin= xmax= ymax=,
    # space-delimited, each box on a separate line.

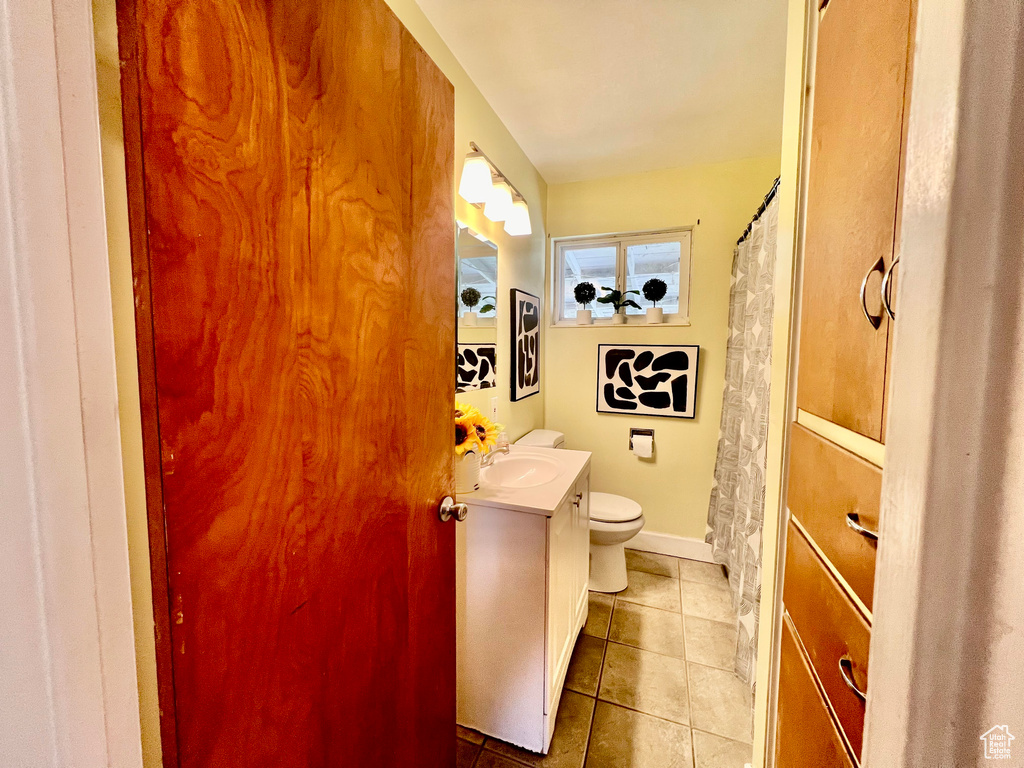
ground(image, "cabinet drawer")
xmin=776 ymin=613 xmax=856 ymax=768
xmin=784 ymin=521 xmax=870 ymax=759
xmin=788 ymin=423 xmax=881 ymax=611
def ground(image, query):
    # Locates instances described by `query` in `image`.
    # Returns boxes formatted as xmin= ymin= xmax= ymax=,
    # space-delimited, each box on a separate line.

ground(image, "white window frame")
xmin=551 ymin=227 xmax=693 ymax=327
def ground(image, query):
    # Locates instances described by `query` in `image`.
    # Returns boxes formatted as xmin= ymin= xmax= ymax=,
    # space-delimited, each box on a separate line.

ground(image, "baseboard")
xmin=628 ymin=530 xmax=714 ymax=562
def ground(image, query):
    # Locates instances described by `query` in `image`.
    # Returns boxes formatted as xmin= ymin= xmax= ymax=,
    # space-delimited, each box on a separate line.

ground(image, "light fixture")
xmin=458 ymin=151 xmax=494 ymax=204
xmin=483 ymin=181 xmax=513 ymax=222
xmin=457 ymin=143 xmax=531 ymax=235
xmin=504 ymin=199 xmax=532 ymax=236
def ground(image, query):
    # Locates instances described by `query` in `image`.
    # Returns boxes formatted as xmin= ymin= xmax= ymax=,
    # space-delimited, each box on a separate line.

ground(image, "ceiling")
xmin=416 ymin=0 xmax=788 ymax=184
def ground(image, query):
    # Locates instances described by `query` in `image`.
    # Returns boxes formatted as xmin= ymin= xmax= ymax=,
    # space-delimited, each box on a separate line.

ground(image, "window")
xmin=554 ymin=229 xmax=691 ymax=325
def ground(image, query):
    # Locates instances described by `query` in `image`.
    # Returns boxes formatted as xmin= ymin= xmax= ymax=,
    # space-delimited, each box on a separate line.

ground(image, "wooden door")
xmin=117 ymin=1 xmax=456 ymax=766
xmin=796 ymin=0 xmax=912 ymax=440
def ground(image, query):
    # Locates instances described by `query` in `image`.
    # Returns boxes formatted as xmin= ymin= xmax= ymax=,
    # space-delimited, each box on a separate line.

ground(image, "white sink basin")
xmin=482 ymin=454 xmax=563 ymax=489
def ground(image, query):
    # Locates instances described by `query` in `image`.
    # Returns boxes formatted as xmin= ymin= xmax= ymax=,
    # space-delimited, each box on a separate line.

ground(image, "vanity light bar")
xmin=458 ymin=142 xmax=532 ymax=236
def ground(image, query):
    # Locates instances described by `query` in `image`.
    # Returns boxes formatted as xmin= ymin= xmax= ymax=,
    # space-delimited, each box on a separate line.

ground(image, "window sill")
xmin=550 ymin=317 xmax=691 ymax=329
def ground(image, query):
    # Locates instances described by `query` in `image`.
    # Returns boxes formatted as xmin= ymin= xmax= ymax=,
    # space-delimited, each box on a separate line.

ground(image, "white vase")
xmin=463 ymin=311 xmax=478 ymax=326
xmin=576 ymin=309 xmax=593 ymax=325
xmin=611 ymin=312 xmax=626 ymax=325
xmin=455 ymin=451 xmax=481 ymax=494
xmin=646 ymin=307 xmax=664 ymax=324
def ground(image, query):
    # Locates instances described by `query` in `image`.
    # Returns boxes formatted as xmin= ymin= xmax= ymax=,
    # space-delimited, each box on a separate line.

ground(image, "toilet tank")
xmin=515 ymin=429 xmax=566 ymax=449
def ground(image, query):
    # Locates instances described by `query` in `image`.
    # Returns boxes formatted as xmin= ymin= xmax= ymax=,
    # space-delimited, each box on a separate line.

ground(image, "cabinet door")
xmin=796 ymin=0 xmax=912 ymax=441
xmin=547 ymin=497 xmax=576 ymax=711
xmin=573 ymin=476 xmax=591 ymax=621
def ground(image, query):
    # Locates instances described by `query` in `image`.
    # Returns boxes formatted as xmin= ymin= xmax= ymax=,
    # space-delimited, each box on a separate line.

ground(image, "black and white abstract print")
xmin=510 ymin=288 xmax=540 ymax=401
xmin=456 ymin=343 xmax=496 ymax=393
xmin=597 ymin=344 xmax=699 ymax=418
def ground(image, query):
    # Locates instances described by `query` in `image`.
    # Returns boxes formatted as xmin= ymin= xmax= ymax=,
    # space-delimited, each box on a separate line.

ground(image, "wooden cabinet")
xmin=457 ymin=459 xmax=591 ymax=754
xmin=796 ymin=0 xmax=914 ymax=441
xmin=776 ymin=614 xmax=856 ymax=768
xmin=779 ymin=0 xmax=916 ymax=761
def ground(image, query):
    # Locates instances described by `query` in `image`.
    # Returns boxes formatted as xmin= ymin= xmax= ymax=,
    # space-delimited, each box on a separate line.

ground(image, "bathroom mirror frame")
xmin=456 ymin=222 xmax=499 ymax=394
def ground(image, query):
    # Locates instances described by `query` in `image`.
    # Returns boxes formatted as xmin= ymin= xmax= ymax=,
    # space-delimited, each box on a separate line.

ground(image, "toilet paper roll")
xmin=632 ymin=434 xmax=653 ymax=458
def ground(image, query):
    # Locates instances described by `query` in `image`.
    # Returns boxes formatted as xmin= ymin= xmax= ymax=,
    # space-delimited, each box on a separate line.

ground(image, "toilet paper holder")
xmin=629 ymin=428 xmax=654 ymax=450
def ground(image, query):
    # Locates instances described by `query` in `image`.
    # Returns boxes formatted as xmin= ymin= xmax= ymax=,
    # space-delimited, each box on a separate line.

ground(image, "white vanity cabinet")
xmin=456 ymin=447 xmax=591 ymax=754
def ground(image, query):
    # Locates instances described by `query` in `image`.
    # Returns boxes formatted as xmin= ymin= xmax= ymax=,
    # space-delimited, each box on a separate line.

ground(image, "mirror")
xmin=456 ymin=224 xmax=498 ymax=393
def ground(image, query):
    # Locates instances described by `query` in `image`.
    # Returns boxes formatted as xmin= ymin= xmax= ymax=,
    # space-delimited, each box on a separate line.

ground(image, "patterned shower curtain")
xmin=705 ymin=192 xmax=779 ymax=689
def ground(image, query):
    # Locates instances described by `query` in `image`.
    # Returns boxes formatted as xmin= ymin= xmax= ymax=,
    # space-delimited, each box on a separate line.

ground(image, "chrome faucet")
xmin=480 ymin=433 xmax=511 ymax=467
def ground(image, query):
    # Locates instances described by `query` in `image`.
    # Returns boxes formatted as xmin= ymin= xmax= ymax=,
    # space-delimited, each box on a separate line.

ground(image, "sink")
xmin=481 ymin=454 xmax=563 ymax=489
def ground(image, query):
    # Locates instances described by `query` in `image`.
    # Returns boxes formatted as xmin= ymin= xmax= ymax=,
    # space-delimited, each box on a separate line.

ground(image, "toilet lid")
xmin=589 ymin=492 xmax=643 ymax=523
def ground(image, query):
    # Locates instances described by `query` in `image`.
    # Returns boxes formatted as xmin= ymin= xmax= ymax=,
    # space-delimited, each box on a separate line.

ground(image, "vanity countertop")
xmin=459 ymin=445 xmax=591 ymax=517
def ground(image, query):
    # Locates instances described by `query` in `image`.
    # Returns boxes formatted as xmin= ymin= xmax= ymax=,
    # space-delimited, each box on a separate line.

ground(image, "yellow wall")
xmin=92 ymin=1 xmax=548 ymax=765
xmin=544 ymin=156 xmax=781 ymax=541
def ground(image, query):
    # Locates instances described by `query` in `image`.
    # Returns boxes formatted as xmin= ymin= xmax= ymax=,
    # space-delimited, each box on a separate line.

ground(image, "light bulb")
xmin=483 ymin=181 xmax=514 ymax=222
xmin=458 ymin=152 xmax=494 ymax=204
xmin=504 ymin=199 xmax=532 ymax=236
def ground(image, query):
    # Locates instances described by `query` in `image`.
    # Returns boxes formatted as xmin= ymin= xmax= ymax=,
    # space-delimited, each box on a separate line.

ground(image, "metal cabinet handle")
xmin=439 ymin=496 xmax=469 ymax=523
xmin=839 ymin=655 xmax=867 ymax=702
xmin=846 ymin=512 xmax=879 ymax=541
xmin=881 ymin=255 xmax=900 ymax=320
xmin=859 ymin=255 xmax=886 ymax=330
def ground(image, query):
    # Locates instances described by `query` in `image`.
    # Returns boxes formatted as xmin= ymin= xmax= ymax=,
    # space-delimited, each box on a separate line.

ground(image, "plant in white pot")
xmin=460 ymin=287 xmax=488 ymax=325
xmin=573 ymin=281 xmax=597 ymax=324
xmin=597 ymin=286 xmax=642 ymax=324
xmin=455 ymin=402 xmax=502 ymax=493
xmin=643 ymin=278 xmax=668 ymax=323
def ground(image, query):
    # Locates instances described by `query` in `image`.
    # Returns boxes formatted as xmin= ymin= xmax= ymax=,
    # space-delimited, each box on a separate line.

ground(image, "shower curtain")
xmin=705 ymin=191 xmax=779 ymax=689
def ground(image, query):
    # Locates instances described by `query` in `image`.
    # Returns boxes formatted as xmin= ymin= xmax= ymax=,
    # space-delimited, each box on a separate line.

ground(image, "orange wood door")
xmin=117 ymin=1 xmax=456 ymax=766
xmin=796 ymin=0 xmax=912 ymax=440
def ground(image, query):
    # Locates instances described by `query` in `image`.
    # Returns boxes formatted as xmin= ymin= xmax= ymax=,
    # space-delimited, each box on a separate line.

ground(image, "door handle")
xmin=846 ymin=512 xmax=879 ymax=541
xmin=859 ymin=255 xmax=886 ymax=330
xmin=881 ymin=255 xmax=899 ymax=320
xmin=839 ymin=655 xmax=867 ymax=702
xmin=439 ymin=496 xmax=469 ymax=523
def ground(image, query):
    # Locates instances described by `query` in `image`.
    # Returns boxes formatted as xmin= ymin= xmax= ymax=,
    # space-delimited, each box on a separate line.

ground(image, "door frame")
xmin=0 ymin=0 xmax=142 ymax=765
xmin=863 ymin=0 xmax=1024 ymax=764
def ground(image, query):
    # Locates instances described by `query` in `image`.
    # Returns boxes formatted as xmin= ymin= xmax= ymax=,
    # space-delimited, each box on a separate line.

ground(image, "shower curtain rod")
xmin=737 ymin=176 xmax=781 ymax=245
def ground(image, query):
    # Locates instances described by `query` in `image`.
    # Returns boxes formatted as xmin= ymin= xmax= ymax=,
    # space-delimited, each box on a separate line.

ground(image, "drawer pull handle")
xmin=839 ymin=655 xmax=867 ymax=702
xmin=859 ymin=255 xmax=886 ymax=330
xmin=846 ymin=512 xmax=879 ymax=541
xmin=881 ymin=255 xmax=899 ymax=320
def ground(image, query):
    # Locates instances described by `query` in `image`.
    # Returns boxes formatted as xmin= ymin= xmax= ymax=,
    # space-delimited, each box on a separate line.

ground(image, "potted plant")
xmin=573 ymin=281 xmax=597 ymax=324
xmin=460 ymin=287 xmax=482 ymax=325
xmin=642 ymin=278 xmax=668 ymax=323
xmin=454 ymin=402 xmax=502 ymax=493
xmin=597 ymin=286 xmax=642 ymax=324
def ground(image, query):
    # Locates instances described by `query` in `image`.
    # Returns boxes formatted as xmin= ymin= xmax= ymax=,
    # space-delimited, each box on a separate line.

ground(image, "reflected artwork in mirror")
xmin=457 ymin=224 xmax=498 ymax=393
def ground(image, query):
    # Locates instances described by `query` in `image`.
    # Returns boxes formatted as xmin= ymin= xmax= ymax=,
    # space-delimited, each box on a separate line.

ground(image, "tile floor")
xmin=457 ymin=549 xmax=753 ymax=768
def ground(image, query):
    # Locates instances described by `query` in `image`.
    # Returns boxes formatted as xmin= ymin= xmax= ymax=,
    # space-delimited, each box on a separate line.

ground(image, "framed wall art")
xmin=510 ymin=288 xmax=541 ymax=401
xmin=456 ymin=343 xmax=496 ymax=393
xmin=596 ymin=344 xmax=699 ymax=418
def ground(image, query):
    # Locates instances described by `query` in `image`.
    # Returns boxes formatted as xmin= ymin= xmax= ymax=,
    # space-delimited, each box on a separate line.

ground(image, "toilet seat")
xmin=590 ymin=492 xmax=642 ymax=524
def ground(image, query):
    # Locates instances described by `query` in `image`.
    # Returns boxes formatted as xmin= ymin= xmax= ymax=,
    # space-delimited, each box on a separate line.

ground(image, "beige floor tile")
xmin=625 ymin=549 xmax=679 ymax=579
xmin=677 ymin=559 xmax=728 ymax=587
xmin=679 ymin=580 xmax=735 ymax=623
xmin=477 ymin=749 xmax=531 ymax=768
xmin=609 ymin=601 xmax=685 ymax=658
xmin=618 ymin=570 xmax=682 ymax=612
xmin=586 ymin=702 xmax=694 ymax=768
xmin=683 ymin=617 xmax=737 ymax=670
xmin=565 ymin=634 xmax=606 ymax=696
xmin=692 ymin=729 xmax=752 ymax=768
xmin=584 ymin=592 xmax=615 ymax=639
xmin=459 ymin=737 xmax=484 ymax=767
xmin=485 ymin=690 xmax=595 ymax=768
xmin=686 ymin=663 xmax=753 ymax=744
xmin=459 ymin=725 xmax=487 ymax=745
xmin=598 ymin=642 xmax=689 ymax=725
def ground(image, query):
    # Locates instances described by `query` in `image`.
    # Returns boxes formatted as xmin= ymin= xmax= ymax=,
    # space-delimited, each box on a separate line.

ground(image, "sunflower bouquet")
xmin=455 ymin=402 xmax=502 ymax=455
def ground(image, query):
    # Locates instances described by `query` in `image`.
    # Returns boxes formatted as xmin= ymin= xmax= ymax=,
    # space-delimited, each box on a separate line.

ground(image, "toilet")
xmin=516 ymin=430 xmax=645 ymax=593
